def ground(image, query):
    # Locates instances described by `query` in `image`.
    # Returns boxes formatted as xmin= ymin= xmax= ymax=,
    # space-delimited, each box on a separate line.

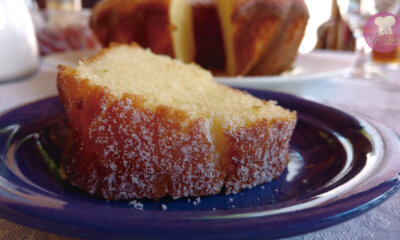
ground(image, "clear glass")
xmin=336 ymin=0 xmax=400 ymax=84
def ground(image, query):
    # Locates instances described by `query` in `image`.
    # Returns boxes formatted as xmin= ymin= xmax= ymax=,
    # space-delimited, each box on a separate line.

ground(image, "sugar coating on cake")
xmin=57 ymin=44 xmax=296 ymax=200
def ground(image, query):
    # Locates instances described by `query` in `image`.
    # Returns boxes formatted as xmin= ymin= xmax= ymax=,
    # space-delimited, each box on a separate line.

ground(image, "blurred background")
xmin=29 ymin=0 xmax=353 ymax=55
xmin=26 ymin=0 xmax=400 ymax=64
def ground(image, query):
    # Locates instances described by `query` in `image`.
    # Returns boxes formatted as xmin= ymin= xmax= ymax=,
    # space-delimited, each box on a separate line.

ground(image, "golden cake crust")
xmin=57 ymin=44 xmax=296 ymax=200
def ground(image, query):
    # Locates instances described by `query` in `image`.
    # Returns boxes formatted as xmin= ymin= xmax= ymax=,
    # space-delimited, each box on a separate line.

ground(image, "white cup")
xmin=0 ymin=0 xmax=39 ymax=82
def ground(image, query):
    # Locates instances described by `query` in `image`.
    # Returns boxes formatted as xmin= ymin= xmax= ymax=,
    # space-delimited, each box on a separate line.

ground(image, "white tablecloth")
xmin=0 ymin=52 xmax=399 ymax=240
xmin=287 ymin=73 xmax=400 ymax=240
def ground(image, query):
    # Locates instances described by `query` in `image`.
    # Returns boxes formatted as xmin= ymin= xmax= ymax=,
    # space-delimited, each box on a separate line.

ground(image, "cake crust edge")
xmin=57 ymin=44 xmax=297 ymax=200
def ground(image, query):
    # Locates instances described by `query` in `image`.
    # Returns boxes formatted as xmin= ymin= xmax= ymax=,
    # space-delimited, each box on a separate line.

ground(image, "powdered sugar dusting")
xmin=224 ymin=120 xmax=296 ymax=194
xmin=129 ymin=200 xmax=144 ymax=210
xmin=78 ymin=96 xmax=226 ymax=199
xmin=61 ymin=73 xmax=296 ymax=200
xmin=193 ymin=197 xmax=201 ymax=206
xmin=161 ymin=204 xmax=167 ymax=211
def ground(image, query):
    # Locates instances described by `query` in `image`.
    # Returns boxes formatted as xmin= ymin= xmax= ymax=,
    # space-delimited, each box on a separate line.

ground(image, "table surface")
xmin=0 ymin=51 xmax=399 ymax=240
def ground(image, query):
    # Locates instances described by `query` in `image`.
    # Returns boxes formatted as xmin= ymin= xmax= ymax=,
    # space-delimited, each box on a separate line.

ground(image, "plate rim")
xmin=215 ymin=50 xmax=353 ymax=85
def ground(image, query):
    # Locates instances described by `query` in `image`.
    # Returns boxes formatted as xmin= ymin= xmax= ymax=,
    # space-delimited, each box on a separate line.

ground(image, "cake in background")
xmin=90 ymin=0 xmax=309 ymax=76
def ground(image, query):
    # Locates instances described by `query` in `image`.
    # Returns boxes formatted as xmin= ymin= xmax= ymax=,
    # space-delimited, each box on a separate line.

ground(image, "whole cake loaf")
xmin=90 ymin=0 xmax=309 ymax=76
xmin=57 ymin=43 xmax=297 ymax=200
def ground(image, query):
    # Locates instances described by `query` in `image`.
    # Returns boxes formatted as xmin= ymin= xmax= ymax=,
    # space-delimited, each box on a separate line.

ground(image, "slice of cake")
xmin=57 ymin=43 xmax=296 ymax=200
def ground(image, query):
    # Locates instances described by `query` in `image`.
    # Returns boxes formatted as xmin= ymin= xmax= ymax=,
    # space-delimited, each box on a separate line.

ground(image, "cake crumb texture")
xmin=57 ymin=44 xmax=296 ymax=200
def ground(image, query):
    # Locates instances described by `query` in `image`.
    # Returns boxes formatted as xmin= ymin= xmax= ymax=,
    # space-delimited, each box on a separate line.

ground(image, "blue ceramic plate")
xmin=0 ymin=89 xmax=399 ymax=240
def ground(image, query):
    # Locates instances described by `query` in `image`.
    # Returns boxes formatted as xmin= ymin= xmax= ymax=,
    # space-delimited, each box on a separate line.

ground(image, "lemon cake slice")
xmin=57 ymin=43 xmax=296 ymax=200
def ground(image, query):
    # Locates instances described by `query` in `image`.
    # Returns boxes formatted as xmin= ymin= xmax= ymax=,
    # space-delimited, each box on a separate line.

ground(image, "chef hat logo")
xmin=374 ymin=16 xmax=396 ymax=36
xmin=364 ymin=12 xmax=400 ymax=53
